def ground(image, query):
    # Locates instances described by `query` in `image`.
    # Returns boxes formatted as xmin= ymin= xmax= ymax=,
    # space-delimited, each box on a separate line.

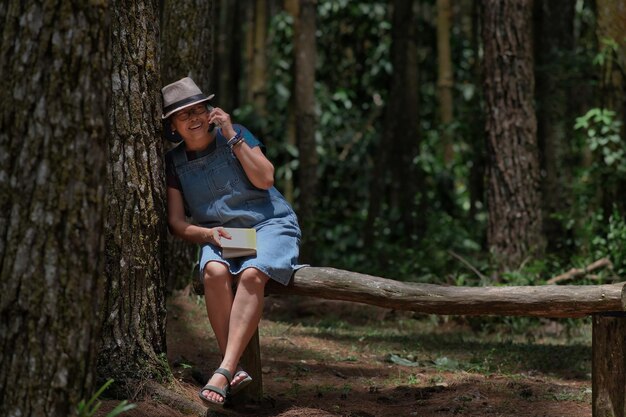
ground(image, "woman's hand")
xmin=208 ymin=107 xmax=236 ymax=139
xmin=205 ymin=227 xmax=232 ymax=246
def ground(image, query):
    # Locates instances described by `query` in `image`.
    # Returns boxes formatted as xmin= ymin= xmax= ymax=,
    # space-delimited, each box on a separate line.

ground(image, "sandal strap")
xmin=200 ymin=384 xmax=228 ymax=398
xmin=213 ymin=367 xmax=233 ymax=383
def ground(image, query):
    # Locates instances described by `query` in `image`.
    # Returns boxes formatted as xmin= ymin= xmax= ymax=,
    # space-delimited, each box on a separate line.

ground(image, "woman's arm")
xmin=167 ymin=187 xmax=230 ymax=244
xmin=209 ymin=108 xmax=275 ymax=190
xmin=231 ymin=142 xmax=274 ymax=190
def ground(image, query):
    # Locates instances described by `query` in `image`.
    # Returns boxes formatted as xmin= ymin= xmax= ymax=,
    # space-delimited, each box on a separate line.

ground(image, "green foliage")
xmin=238 ymin=0 xmax=618 ymax=284
xmin=590 ymin=209 xmax=626 ymax=277
xmin=575 ymin=108 xmax=625 ymax=173
xmin=76 ymin=379 xmax=136 ymax=417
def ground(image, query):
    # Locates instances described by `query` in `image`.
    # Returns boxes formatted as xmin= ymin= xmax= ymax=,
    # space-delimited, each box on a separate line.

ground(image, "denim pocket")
xmin=211 ymin=160 xmax=241 ymax=193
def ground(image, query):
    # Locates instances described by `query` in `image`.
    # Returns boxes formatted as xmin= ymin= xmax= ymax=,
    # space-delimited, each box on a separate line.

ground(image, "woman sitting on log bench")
xmin=162 ymin=77 xmax=303 ymax=409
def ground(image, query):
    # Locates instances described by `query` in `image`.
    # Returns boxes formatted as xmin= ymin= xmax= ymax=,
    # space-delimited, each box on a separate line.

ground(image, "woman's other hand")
xmin=205 ymin=227 xmax=232 ymax=246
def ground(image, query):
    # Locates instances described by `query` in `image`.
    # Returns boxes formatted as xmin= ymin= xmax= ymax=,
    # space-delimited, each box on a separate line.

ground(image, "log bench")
xmin=195 ymin=266 xmax=626 ymax=417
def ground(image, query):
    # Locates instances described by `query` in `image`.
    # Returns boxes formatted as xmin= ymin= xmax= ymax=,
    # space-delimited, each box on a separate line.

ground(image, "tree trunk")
xmin=437 ymin=0 xmax=454 ymax=165
xmin=0 ymin=2 xmax=108 ymax=415
xmin=161 ymin=0 xmax=215 ymax=292
xmin=482 ymin=0 xmax=544 ymax=271
xmin=161 ymin=0 xmax=214 ymax=89
xmin=595 ymin=0 xmax=626 ymax=216
xmin=534 ymin=0 xmax=575 ymax=252
xmin=249 ymin=0 xmax=268 ymax=115
xmin=365 ymin=0 xmax=421 ymax=247
xmin=98 ymin=0 xmax=170 ymax=390
xmin=213 ymin=0 xmax=242 ymax=112
xmin=283 ymin=0 xmax=300 ymax=205
xmin=294 ymin=0 xmax=318 ymax=263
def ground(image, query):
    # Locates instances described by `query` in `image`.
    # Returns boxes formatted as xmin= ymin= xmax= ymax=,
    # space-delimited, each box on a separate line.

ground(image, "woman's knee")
xmin=238 ymin=268 xmax=269 ymax=289
xmin=203 ymin=261 xmax=230 ymax=285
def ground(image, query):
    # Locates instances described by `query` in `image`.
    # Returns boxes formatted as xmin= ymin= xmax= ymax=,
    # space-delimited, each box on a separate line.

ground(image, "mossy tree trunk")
xmin=0 ymin=1 xmax=109 ymax=415
xmin=161 ymin=0 xmax=214 ymax=88
xmin=98 ymin=0 xmax=170 ymax=390
xmin=161 ymin=0 xmax=215 ymax=292
xmin=482 ymin=0 xmax=545 ymax=271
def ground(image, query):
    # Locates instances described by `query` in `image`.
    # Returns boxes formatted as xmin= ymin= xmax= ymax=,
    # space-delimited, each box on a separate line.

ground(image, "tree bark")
xmin=265 ymin=267 xmax=626 ymax=318
xmin=534 ymin=0 xmax=575 ymax=251
xmin=482 ymin=0 xmax=544 ymax=271
xmin=98 ymin=0 xmax=170 ymax=390
xmin=0 ymin=1 xmax=108 ymax=415
xmin=294 ymin=0 xmax=318 ymax=263
xmin=161 ymin=0 xmax=214 ymax=89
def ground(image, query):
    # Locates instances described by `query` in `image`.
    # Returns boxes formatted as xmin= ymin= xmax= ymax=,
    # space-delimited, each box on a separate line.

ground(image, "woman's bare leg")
xmin=202 ymin=262 xmax=233 ymax=361
xmin=203 ymin=267 xmax=268 ymax=403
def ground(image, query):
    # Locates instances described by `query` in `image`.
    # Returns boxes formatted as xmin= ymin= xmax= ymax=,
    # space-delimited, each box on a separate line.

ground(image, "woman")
xmin=163 ymin=77 xmax=302 ymax=407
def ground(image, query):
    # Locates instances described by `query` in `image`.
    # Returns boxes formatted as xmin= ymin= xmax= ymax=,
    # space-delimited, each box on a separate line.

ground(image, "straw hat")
xmin=161 ymin=77 xmax=214 ymax=119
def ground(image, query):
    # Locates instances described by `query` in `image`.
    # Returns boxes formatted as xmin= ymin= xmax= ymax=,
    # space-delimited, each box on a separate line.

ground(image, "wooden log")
xmin=593 ymin=313 xmax=626 ymax=417
xmin=233 ymin=329 xmax=263 ymax=402
xmin=266 ymin=267 xmax=626 ymax=318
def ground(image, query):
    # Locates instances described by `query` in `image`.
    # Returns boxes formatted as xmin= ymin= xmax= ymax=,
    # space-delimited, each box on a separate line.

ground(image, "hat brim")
xmin=162 ymin=93 xmax=215 ymax=119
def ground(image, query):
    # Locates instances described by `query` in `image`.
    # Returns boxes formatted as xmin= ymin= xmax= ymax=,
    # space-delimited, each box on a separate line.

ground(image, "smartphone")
xmin=206 ymin=104 xmax=216 ymax=132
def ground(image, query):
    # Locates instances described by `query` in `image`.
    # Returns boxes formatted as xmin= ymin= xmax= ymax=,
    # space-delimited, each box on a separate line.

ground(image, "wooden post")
xmin=232 ymin=329 xmax=263 ymax=403
xmin=593 ymin=313 xmax=626 ymax=417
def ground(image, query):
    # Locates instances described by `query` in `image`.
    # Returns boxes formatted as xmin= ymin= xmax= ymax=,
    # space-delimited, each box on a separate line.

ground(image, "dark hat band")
xmin=163 ymin=94 xmax=208 ymax=116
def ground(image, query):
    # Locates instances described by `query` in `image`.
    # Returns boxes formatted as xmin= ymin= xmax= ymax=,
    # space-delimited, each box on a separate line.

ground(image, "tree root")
xmin=143 ymin=380 xmax=207 ymax=416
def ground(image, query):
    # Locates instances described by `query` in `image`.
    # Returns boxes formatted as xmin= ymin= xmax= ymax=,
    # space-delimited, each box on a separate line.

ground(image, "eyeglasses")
xmin=174 ymin=105 xmax=208 ymax=121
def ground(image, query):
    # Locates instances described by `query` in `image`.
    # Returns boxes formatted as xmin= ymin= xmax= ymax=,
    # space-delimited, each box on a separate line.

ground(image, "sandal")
xmin=230 ymin=368 xmax=253 ymax=395
xmin=198 ymin=367 xmax=232 ymax=407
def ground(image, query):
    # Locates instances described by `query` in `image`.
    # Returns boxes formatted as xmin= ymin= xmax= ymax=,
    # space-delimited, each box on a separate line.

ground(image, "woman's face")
xmin=170 ymin=103 xmax=211 ymax=141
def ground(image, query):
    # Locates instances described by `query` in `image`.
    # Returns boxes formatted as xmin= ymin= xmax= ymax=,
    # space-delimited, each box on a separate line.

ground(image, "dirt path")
xmin=98 ymin=293 xmax=592 ymax=417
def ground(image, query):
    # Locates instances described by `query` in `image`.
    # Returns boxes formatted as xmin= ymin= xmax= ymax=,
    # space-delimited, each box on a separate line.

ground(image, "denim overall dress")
xmin=169 ymin=125 xmax=302 ymax=285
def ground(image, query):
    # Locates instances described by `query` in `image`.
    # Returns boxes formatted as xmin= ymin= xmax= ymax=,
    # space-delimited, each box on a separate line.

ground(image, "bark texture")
xmin=593 ymin=314 xmax=626 ymax=417
xmin=0 ymin=1 xmax=108 ymax=415
xmin=482 ymin=0 xmax=544 ymax=270
xmin=294 ymin=0 xmax=318 ymax=262
xmin=161 ymin=0 xmax=214 ymax=89
xmin=98 ymin=0 xmax=169 ymax=388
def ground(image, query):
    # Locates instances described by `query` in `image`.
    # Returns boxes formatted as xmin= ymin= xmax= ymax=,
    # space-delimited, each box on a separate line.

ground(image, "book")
xmin=220 ymin=227 xmax=257 ymax=259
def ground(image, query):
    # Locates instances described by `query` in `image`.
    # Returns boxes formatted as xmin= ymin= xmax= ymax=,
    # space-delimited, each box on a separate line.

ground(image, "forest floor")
xmin=98 ymin=291 xmax=594 ymax=417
